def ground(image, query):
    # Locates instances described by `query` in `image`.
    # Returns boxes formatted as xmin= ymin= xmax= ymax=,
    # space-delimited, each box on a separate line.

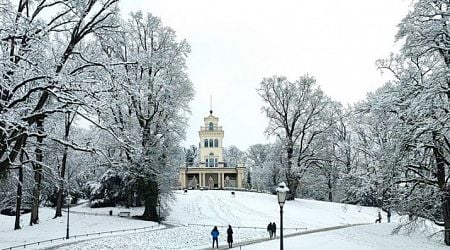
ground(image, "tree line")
xmin=244 ymin=0 xmax=450 ymax=245
xmin=0 ymin=0 xmax=193 ymax=229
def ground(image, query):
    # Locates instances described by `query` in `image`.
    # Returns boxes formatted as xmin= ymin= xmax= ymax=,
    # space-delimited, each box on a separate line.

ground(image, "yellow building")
xmin=178 ymin=110 xmax=245 ymax=189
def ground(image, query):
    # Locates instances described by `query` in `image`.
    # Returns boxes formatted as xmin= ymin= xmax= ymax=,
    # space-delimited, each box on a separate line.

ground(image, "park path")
xmin=208 ymin=223 xmax=369 ymax=250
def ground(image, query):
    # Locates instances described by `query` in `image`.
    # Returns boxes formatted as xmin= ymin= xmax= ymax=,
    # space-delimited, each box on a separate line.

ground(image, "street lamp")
xmin=66 ymin=194 xmax=71 ymax=239
xmin=276 ymin=182 xmax=289 ymax=250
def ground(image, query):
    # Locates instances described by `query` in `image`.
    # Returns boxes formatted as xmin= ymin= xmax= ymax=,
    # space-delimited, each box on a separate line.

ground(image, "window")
xmin=208 ymin=122 xmax=214 ymax=131
xmin=208 ymin=153 xmax=217 ymax=167
xmin=209 ymin=139 xmax=213 ymax=147
xmin=214 ymin=139 xmax=219 ymax=147
xmin=204 ymin=139 xmax=208 ymax=147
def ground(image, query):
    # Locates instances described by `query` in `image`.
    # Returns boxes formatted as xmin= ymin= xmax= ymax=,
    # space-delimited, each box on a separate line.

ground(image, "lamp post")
xmin=276 ymin=182 xmax=289 ymax=250
xmin=66 ymin=194 xmax=71 ymax=239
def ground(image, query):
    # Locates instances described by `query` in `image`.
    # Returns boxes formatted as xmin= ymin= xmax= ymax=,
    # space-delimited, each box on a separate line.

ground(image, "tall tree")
xmin=0 ymin=0 xmax=119 ymax=227
xmin=258 ymin=75 xmax=332 ymax=200
xmin=375 ymin=0 xmax=450 ymax=244
xmin=95 ymin=12 xmax=193 ymax=221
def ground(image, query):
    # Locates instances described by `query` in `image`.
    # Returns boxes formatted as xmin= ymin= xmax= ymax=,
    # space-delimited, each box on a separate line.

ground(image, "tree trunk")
xmin=54 ymin=145 xmax=68 ymax=217
xmin=14 ymin=161 xmax=23 ymax=230
xmin=286 ymin=178 xmax=298 ymax=201
xmin=142 ymin=178 xmax=159 ymax=221
xmin=126 ymin=190 xmax=133 ymax=208
xmin=432 ymin=132 xmax=450 ymax=245
xmin=327 ymin=172 xmax=333 ymax=202
xmin=54 ymin=187 xmax=64 ymax=217
xmin=443 ymin=185 xmax=450 ymax=246
xmin=55 ymin=112 xmax=73 ymax=218
xmin=285 ymin=139 xmax=297 ymax=200
xmin=30 ymin=119 xmax=44 ymax=225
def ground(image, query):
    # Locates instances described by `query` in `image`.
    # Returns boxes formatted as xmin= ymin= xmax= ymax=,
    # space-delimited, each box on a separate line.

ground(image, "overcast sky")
xmin=119 ymin=0 xmax=411 ymax=151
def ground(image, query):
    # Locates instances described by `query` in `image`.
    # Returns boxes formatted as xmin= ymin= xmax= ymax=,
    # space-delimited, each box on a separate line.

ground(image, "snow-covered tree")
xmin=374 ymin=0 xmax=450 ymax=244
xmin=0 ymin=0 xmax=119 ymax=228
xmin=94 ymin=12 xmax=193 ymax=221
xmin=257 ymin=75 xmax=334 ymax=200
xmin=224 ymin=145 xmax=245 ymax=167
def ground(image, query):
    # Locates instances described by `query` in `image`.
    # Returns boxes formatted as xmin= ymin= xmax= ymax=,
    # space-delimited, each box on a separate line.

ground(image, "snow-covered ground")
xmin=239 ymin=223 xmax=445 ymax=250
xmin=0 ymin=206 xmax=160 ymax=249
xmin=0 ymin=190 xmax=445 ymax=249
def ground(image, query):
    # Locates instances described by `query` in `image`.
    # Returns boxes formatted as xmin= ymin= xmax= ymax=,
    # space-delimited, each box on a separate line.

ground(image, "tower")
xmin=198 ymin=110 xmax=225 ymax=167
xmin=178 ymin=107 xmax=245 ymax=189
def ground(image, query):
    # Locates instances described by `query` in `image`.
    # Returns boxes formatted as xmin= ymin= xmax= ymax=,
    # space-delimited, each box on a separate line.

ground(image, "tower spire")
xmin=210 ymin=96 xmax=213 ymax=114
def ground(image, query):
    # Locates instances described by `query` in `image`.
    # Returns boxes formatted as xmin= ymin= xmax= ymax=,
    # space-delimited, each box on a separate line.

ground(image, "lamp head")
xmin=276 ymin=182 xmax=289 ymax=207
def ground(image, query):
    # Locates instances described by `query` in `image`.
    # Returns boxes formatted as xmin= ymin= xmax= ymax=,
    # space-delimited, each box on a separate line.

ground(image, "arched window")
xmin=214 ymin=139 xmax=219 ymax=147
xmin=208 ymin=122 xmax=214 ymax=131
xmin=209 ymin=153 xmax=216 ymax=167
xmin=209 ymin=139 xmax=213 ymax=147
xmin=204 ymin=139 xmax=208 ymax=147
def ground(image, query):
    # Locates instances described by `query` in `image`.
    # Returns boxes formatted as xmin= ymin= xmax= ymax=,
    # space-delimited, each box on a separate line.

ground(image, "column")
xmin=202 ymin=173 xmax=206 ymax=188
xmin=237 ymin=170 xmax=243 ymax=188
xmin=221 ymin=172 xmax=225 ymax=188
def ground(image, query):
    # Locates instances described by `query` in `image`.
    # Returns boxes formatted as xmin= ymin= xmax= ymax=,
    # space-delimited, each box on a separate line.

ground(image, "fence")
xmin=2 ymin=225 xmax=161 ymax=250
xmin=2 ymin=222 xmax=307 ymax=250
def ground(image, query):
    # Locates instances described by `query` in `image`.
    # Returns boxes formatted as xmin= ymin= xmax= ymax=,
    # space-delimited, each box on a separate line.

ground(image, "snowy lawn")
xmin=0 ymin=206 xmax=160 ymax=249
xmin=167 ymin=189 xmax=383 ymax=229
xmin=0 ymin=190 xmax=445 ymax=249
xmin=236 ymin=223 xmax=446 ymax=250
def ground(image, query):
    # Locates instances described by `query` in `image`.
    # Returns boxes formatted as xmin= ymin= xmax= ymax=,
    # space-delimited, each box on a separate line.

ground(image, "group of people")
xmin=375 ymin=210 xmax=392 ymax=223
xmin=210 ymin=222 xmax=277 ymax=248
xmin=267 ymin=222 xmax=277 ymax=239
xmin=211 ymin=225 xmax=234 ymax=248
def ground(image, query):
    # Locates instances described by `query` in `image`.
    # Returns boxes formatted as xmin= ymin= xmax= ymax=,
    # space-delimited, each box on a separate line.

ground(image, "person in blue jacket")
xmin=211 ymin=226 xmax=220 ymax=248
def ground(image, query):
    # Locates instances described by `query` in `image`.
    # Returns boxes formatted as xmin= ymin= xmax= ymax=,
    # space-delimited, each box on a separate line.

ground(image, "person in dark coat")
xmin=211 ymin=226 xmax=220 ymax=248
xmin=267 ymin=222 xmax=273 ymax=239
xmin=227 ymin=225 xmax=233 ymax=248
xmin=272 ymin=222 xmax=277 ymax=237
xmin=387 ymin=209 xmax=391 ymax=223
xmin=375 ymin=211 xmax=382 ymax=223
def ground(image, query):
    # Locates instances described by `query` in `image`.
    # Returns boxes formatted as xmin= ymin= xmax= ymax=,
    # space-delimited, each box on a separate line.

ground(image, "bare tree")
xmin=258 ymin=75 xmax=333 ymax=200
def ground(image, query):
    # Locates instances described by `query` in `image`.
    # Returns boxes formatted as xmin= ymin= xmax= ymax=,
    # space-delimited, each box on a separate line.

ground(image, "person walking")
xmin=227 ymin=225 xmax=233 ymax=248
xmin=375 ymin=211 xmax=382 ymax=223
xmin=211 ymin=226 xmax=220 ymax=248
xmin=387 ymin=209 xmax=391 ymax=223
xmin=272 ymin=222 xmax=277 ymax=238
xmin=267 ymin=222 xmax=273 ymax=239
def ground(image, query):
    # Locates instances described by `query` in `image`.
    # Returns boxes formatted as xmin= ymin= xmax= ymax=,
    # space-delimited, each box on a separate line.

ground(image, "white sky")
xmin=119 ymin=0 xmax=412 ymax=151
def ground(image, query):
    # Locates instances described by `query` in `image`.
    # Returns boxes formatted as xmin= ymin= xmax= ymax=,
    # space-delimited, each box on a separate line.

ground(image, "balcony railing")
xmin=200 ymin=126 xmax=222 ymax=131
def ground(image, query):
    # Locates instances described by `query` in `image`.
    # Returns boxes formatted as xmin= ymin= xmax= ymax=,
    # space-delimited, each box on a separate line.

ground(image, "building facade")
xmin=178 ymin=110 xmax=245 ymax=189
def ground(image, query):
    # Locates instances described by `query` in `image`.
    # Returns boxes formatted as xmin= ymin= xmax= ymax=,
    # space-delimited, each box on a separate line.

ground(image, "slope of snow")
xmin=0 ymin=190 xmax=445 ymax=249
xmin=238 ymin=223 xmax=445 ymax=250
xmin=168 ymin=189 xmax=381 ymax=229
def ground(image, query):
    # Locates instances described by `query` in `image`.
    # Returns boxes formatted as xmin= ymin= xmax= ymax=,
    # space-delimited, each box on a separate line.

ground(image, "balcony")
xmin=200 ymin=126 xmax=222 ymax=131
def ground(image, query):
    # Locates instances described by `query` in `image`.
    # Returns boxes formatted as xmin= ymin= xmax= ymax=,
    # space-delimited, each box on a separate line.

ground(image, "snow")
xmin=0 ymin=190 xmax=445 ymax=249
xmin=275 ymin=182 xmax=289 ymax=192
xmin=0 ymin=205 xmax=160 ymax=249
xmin=239 ymin=223 xmax=445 ymax=250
